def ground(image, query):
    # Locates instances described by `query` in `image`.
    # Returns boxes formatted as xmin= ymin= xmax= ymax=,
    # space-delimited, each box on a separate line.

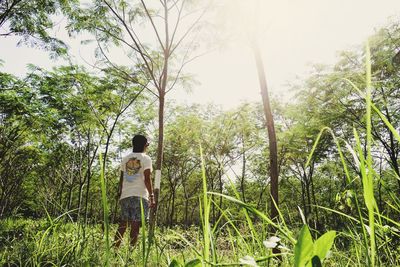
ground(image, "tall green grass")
xmin=306 ymin=42 xmax=400 ymax=266
xmin=3 ymin=42 xmax=400 ymax=267
xmin=200 ymin=144 xmax=211 ymax=264
xmin=364 ymin=42 xmax=376 ymax=267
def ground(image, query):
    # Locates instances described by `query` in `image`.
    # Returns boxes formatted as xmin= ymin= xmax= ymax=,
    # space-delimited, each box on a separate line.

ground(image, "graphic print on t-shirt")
xmin=125 ymin=157 xmax=141 ymax=182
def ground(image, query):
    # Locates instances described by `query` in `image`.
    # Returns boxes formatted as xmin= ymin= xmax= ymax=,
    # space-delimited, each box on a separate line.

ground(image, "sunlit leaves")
xmin=294 ymin=225 xmax=336 ymax=267
xmin=1 ymin=0 xmax=78 ymax=55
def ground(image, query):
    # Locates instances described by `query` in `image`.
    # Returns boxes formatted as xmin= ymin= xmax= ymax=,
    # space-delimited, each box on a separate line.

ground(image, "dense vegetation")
xmin=1 ymin=0 xmax=400 ymax=266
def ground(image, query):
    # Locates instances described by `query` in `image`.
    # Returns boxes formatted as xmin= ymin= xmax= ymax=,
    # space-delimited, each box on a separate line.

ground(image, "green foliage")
xmin=294 ymin=225 xmax=314 ymax=267
xmin=2 ymin=1 xmax=400 ymax=266
xmin=294 ymin=225 xmax=336 ymax=267
xmin=184 ymin=258 xmax=202 ymax=267
xmin=313 ymin=231 xmax=336 ymax=264
xmin=1 ymin=0 xmax=78 ymax=55
xmin=0 ymin=64 xmax=151 ymax=220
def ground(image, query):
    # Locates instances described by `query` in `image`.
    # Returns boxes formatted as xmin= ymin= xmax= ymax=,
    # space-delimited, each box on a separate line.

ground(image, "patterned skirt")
xmin=120 ymin=196 xmax=149 ymax=222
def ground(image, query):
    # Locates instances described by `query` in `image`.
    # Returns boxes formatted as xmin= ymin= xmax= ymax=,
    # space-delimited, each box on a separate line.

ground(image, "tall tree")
xmin=71 ymin=1 xmax=211 ymax=226
xmin=221 ymin=0 xmax=280 ymax=221
xmin=252 ymin=42 xmax=279 ymax=221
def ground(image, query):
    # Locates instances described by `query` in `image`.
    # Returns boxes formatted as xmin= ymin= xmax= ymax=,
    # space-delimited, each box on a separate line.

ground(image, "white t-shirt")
xmin=119 ymin=152 xmax=152 ymax=200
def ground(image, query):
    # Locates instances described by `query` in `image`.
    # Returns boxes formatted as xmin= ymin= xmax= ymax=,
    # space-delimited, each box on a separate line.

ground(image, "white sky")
xmin=1 ymin=0 xmax=399 ymax=109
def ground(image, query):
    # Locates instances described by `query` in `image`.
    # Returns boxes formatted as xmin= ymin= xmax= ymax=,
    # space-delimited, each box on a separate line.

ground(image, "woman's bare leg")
xmin=130 ymin=221 xmax=141 ymax=246
xmin=114 ymin=221 xmax=128 ymax=248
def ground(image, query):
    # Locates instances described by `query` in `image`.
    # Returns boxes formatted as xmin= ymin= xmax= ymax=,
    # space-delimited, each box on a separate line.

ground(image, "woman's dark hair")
xmin=132 ymin=135 xmax=148 ymax=152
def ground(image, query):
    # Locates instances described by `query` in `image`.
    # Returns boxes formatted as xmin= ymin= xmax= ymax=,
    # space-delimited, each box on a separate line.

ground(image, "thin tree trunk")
xmin=170 ymin=188 xmax=175 ymax=226
xmin=218 ymin=168 xmax=223 ymax=222
xmin=156 ymin=93 xmax=165 ymax=171
xmin=381 ymin=95 xmax=400 ymax=194
xmin=309 ymin=166 xmax=320 ymax=229
xmin=152 ymin=92 xmax=165 ymax=213
xmin=310 ymin=176 xmax=319 ymax=228
xmin=252 ymin=43 xmax=279 ymax=221
xmin=389 ymin=153 xmax=400 ymax=194
xmin=77 ymin=182 xmax=84 ymax=221
xmin=84 ymin=132 xmax=98 ymax=224
xmin=256 ymin=183 xmax=266 ymax=210
xmin=147 ymin=10 xmax=169 ymax=254
xmin=76 ymin=140 xmax=85 ymax=221
xmin=184 ymin=198 xmax=189 ymax=226
xmin=183 ymin=183 xmax=189 ymax=226
xmin=305 ymin=180 xmax=312 ymax=225
xmin=59 ymin=183 xmax=65 ymax=215
xmin=301 ymin=181 xmax=308 ymax=221
xmin=67 ymin=185 xmax=73 ymax=212
xmin=378 ymin=156 xmax=384 ymax=211
xmin=210 ymin=170 xmax=216 ymax=223
xmin=84 ymin=167 xmax=91 ymax=223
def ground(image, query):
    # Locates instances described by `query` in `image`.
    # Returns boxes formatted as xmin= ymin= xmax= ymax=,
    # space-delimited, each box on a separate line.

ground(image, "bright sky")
xmin=1 ymin=0 xmax=399 ymax=109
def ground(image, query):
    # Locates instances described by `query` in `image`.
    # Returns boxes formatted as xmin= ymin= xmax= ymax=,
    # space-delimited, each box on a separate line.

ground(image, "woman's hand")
xmin=149 ymin=194 xmax=156 ymax=209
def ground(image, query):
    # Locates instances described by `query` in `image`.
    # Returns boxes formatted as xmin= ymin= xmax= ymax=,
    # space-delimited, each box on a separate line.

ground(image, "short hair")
xmin=132 ymin=135 xmax=148 ymax=152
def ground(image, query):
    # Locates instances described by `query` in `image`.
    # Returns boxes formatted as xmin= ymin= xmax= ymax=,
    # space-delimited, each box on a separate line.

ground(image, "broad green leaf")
xmin=294 ymin=225 xmax=314 ymax=267
xmin=313 ymin=231 xmax=336 ymax=262
xmin=169 ymin=259 xmax=182 ymax=267
xmin=185 ymin=259 xmax=201 ymax=267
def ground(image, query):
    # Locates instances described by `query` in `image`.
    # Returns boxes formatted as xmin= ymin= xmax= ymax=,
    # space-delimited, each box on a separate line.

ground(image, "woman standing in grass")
xmin=114 ymin=134 xmax=155 ymax=248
